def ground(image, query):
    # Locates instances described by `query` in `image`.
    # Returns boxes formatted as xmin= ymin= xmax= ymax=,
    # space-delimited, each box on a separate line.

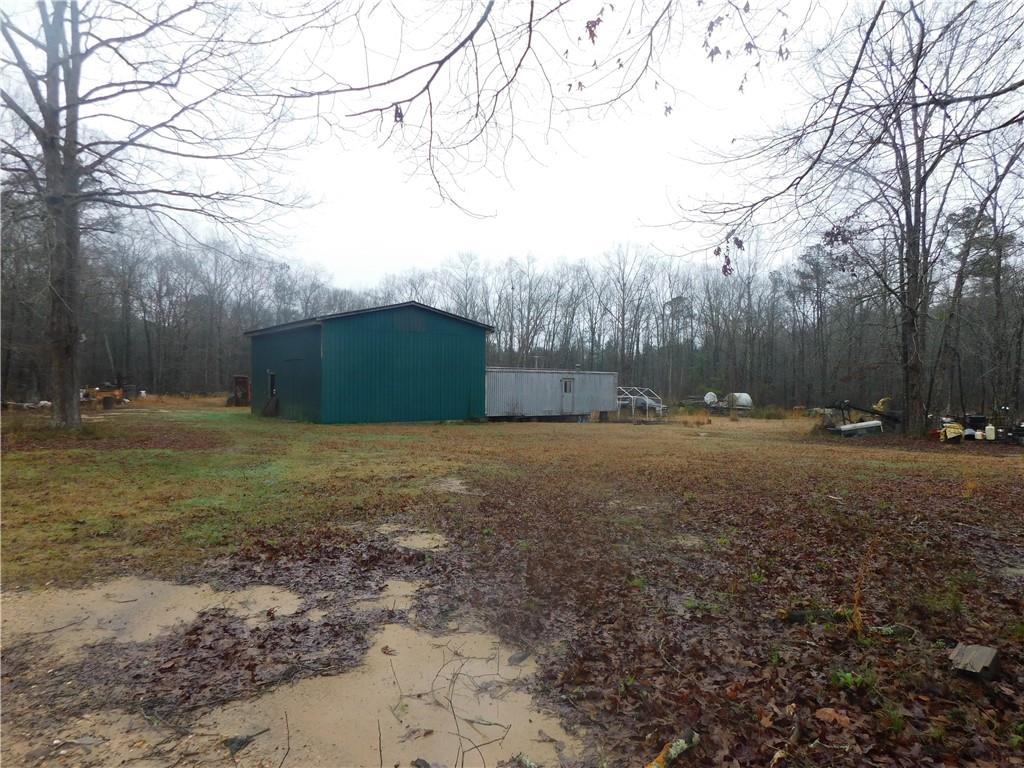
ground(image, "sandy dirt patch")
xmin=431 ymin=476 xmax=481 ymax=495
xmin=201 ymin=622 xmax=578 ymax=767
xmin=1 ymin=577 xmax=301 ymax=659
xmin=376 ymin=523 xmax=449 ymax=552
xmin=3 ymin=571 xmax=576 ymax=767
xmin=353 ymin=578 xmax=423 ymax=613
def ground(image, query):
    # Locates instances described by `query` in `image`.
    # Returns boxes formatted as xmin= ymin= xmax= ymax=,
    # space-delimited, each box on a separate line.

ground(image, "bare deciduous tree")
xmin=700 ymin=0 xmax=1024 ymax=432
xmin=1 ymin=0 xmax=326 ymax=425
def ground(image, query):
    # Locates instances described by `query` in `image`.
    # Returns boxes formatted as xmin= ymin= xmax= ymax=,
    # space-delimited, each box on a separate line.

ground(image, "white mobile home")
xmin=485 ymin=367 xmax=618 ymax=419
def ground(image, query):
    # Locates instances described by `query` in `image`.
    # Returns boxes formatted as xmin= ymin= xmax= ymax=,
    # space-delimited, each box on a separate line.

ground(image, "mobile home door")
xmin=560 ymin=377 xmax=574 ymax=414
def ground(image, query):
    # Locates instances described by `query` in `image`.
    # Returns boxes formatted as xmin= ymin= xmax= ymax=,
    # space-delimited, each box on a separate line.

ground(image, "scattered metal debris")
xmin=835 ymin=419 xmax=884 ymax=437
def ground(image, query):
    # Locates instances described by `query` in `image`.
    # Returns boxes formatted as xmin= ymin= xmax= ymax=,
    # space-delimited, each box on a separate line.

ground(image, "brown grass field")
xmin=1 ymin=404 xmax=1022 ymax=766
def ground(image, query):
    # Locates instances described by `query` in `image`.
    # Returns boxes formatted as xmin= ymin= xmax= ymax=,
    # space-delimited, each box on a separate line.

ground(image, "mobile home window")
xmin=562 ymin=379 xmax=573 ymax=394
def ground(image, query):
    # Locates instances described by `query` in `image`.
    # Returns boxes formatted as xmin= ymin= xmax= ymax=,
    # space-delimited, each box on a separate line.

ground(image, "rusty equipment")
xmin=226 ymin=374 xmax=251 ymax=407
xmin=80 ymin=385 xmax=124 ymax=409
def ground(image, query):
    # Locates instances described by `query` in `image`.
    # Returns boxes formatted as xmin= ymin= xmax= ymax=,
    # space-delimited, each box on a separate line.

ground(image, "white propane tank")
xmin=985 ymin=424 xmax=996 ymax=441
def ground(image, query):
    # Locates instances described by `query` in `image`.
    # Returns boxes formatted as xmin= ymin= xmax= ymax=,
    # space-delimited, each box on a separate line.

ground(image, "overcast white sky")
xmin=276 ymin=4 xmax=810 ymax=287
xmin=288 ymin=82 xmax=784 ymax=287
xmin=2 ymin=0 xmax=818 ymax=286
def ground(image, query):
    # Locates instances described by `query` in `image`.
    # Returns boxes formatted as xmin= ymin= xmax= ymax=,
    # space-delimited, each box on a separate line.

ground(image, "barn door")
xmin=561 ymin=377 xmax=575 ymax=414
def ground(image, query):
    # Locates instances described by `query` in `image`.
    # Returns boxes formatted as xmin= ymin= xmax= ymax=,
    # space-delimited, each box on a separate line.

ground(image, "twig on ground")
xmin=450 ymin=729 xmax=510 ymax=753
xmin=277 ymin=711 xmax=290 ymax=768
xmin=19 ymin=615 xmax=88 ymax=636
xmin=377 ymin=718 xmax=383 ymax=768
xmin=389 ymin=657 xmax=403 ymax=696
xmin=451 ymin=729 xmax=487 ymax=768
xmin=460 ymin=716 xmax=510 ymax=729
xmin=448 ymin=696 xmax=463 ymax=768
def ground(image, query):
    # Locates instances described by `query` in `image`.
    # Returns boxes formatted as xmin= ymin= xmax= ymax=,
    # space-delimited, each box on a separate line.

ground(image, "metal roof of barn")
xmin=244 ymin=301 xmax=494 ymax=336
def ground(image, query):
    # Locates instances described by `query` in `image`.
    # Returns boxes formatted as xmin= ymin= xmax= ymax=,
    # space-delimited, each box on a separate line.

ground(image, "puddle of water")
xmin=376 ymin=524 xmax=448 ymax=552
xmin=354 ymin=579 xmax=423 ymax=613
xmin=1 ymin=577 xmax=301 ymax=658
xmin=201 ymin=622 xmax=578 ymax=767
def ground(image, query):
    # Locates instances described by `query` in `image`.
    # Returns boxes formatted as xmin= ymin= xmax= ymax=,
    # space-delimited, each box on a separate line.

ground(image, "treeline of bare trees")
xmin=4 ymin=207 xmax=1021 ymax=415
xmin=704 ymin=0 xmax=1024 ymax=431
xmin=0 ymin=0 xmax=782 ymax=428
xmin=6 ymin=1 xmax=1019 ymax=429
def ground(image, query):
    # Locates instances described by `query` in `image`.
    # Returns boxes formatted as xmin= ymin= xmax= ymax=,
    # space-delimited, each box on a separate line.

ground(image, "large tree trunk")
xmin=2 ymin=245 xmax=19 ymax=401
xmin=43 ymin=2 xmax=82 ymax=428
xmin=47 ymin=210 xmax=79 ymax=430
xmin=1011 ymin=301 xmax=1024 ymax=414
xmin=121 ymin=283 xmax=133 ymax=384
xmin=991 ymin=236 xmax=1007 ymax=409
xmin=901 ymin=313 xmax=926 ymax=435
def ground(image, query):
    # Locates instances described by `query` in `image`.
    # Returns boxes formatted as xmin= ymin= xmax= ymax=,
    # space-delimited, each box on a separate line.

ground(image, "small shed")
xmin=486 ymin=367 xmax=618 ymax=418
xmin=245 ymin=302 xmax=492 ymax=423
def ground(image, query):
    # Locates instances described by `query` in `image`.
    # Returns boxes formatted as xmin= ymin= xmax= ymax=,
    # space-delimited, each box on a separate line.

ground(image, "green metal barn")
xmin=245 ymin=302 xmax=492 ymax=423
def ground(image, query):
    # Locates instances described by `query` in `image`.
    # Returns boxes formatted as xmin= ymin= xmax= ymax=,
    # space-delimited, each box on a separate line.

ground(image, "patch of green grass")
xmin=618 ymin=674 xmax=637 ymax=694
xmin=831 ymin=667 xmax=878 ymax=692
xmin=678 ymin=595 xmax=726 ymax=615
xmin=1008 ymin=722 xmax=1024 ymax=750
xmin=626 ymin=574 xmax=648 ymax=590
xmin=181 ymin=517 xmax=235 ymax=548
xmin=0 ymin=411 xmax=464 ymax=585
xmin=877 ymin=702 xmax=906 ymax=735
xmin=919 ymin=583 xmax=965 ymax=617
xmin=853 ymin=631 xmax=877 ymax=647
xmin=714 ymin=527 xmax=738 ymax=548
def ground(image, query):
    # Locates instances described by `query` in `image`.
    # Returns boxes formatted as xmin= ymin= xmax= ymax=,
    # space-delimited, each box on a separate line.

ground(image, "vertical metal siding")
xmin=250 ymin=325 xmax=322 ymax=421
xmin=485 ymin=368 xmax=618 ymax=417
xmin=320 ymin=306 xmax=486 ymax=423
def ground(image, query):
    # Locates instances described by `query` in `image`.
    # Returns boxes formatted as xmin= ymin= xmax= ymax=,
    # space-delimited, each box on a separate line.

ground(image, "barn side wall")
xmin=319 ymin=306 xmax=486 ymax=423
xmin=250 ymin=325 xmax=322 ymax=422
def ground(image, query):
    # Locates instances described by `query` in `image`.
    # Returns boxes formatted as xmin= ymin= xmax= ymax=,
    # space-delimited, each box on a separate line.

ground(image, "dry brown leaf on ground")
xmin=814 ymin=707 xmax=852 ymax=728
